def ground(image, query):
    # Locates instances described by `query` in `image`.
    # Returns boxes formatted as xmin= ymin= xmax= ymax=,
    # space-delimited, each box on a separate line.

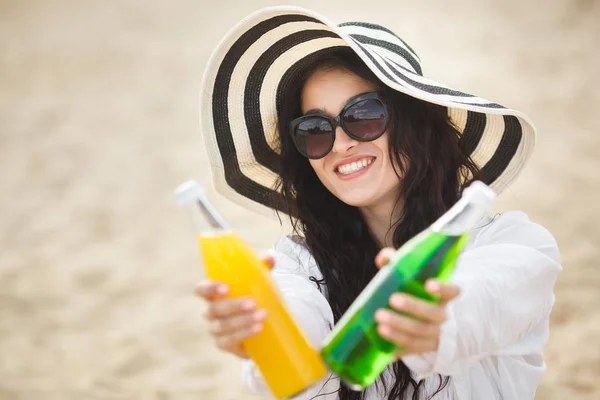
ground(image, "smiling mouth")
xmin=336 ymin=157 xmax=375 ymax=175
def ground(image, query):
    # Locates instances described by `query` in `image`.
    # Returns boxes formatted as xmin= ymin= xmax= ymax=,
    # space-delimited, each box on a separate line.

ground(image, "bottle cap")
xmin=174 ymin=180 xmax=205 ymax=206
xmin=174 ymin=180 xmax=230 ymax=230
xmin=462 ymin=181 xmax=497 ymax=208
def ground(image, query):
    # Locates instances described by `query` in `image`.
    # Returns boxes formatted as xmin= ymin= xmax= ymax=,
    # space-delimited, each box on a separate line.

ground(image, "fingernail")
xmin=253 ymin=309 xmax=267 ymax=321
xmin=216 ymin=284 xmax=228 ymax=295
xmin=378 ymin=324 xmax=391 ymax=337
xmin=242 ymin=300 xmax=256 ymax=311
xmin=391 ymin=295 xmax=404 ymax=308
xmin=251 ymin=323 xmax=263 ymax=334
xmin=427 ymin=281 xmax=441 ymax=292
xmin=374 ymin=310 xmax=389 ymax=323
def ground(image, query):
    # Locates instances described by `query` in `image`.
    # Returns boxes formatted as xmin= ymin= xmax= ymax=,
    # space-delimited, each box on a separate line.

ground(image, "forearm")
xmin=402 ymin=243 xmax=560 ymax=378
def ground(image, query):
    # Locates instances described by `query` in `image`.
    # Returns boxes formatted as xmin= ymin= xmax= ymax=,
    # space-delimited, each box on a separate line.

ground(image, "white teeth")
xmin=337 ymin=158 xmax=373 ymax=175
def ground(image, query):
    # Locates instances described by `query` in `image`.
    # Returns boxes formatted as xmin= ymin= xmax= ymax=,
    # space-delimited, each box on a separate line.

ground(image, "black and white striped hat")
xmin=200 ymin=6 xmax=536 ymax=218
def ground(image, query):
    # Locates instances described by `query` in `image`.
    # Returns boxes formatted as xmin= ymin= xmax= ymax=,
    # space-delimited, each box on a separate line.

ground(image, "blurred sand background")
xmin=1 ymin=0 xmax=599 ymax=399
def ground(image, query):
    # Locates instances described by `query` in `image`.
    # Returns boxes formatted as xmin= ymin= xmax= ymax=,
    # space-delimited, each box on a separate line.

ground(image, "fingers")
xmin=194 ymin=280 xmax=229 ymax=299
xmin=376 ymin=292 xmax=447 ymax=356
xmin=426 ymin=280 xmax=461 ymax=305
xmin=197 ymin=289 xmax=260 ymax=360
xmin=376 ymin=324 xmax=437 ymax=354
xmin=389 ymin=293 xmax=446 ymax=324
xmin=205 ymin=297 xmax=256 ymax=319
xmin=208 ymin=309 xmax=267 ymax=336
xmin=374 ymin=309 xmax=440 ymax=339
xmin=194 ymin=278 xmax=266 ymax=360
xmin=262 ymin=254 xmax=275 ymax=271
xmin=374 ymin=282 xmax=461 ymax=357
xmin=375 ymin=247 xmax=396 ymax=269
xmin=214 ymin=323 xmax=263 ymax=352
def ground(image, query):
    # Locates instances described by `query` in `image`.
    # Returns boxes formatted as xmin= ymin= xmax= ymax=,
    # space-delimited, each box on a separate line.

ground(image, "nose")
xmin=331 ymin=126 xmax=358 ymax=154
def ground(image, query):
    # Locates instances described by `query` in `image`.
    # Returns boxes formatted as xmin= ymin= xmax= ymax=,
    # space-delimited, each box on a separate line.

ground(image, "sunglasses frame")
xmin=289 ymin=91 xmax=390 ymax=159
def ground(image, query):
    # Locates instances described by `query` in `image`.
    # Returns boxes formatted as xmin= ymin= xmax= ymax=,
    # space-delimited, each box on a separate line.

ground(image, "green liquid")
xmin=320 ymin=230 xmax=468 ymax=390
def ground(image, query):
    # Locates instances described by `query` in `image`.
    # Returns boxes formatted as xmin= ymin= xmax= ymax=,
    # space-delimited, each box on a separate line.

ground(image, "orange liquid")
xmin=198 ymin=232 xmax=328 ymax=399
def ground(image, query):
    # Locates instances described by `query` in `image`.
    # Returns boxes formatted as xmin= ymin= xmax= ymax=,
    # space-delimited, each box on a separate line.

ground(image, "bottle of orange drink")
xmin=175 ymin=180 xmax=328 ymax=399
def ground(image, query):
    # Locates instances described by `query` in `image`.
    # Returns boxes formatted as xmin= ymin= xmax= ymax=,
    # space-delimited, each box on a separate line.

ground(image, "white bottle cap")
xmin=462 ymin=181 xmax=497 ymax=209
xmin=174 ymin=180 xmax=230 ymax=230
xmin=174 ymin=180 xmax=205 ymax=206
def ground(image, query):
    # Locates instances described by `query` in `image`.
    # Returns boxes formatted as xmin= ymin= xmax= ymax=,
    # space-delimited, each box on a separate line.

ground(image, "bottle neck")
xmin=431 ymin=198 xmax=486 ymax=236
xmin=175 ymin=180 xmax=233 ymax=237
xmin=189 ymin=204 xmax=231 ymax=236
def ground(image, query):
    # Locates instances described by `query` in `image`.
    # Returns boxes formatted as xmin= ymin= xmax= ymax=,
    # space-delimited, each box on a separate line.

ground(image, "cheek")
xmin=373 ymin=132 xmax=390 ymax=155
xmin=376 ymin=134 xmax=405 ymax=177
xmin=308 ymin=159 xmax=335 ymax=190
xmin=308 ymin=159 xmax=326 ymax=178
xmin=373 ymin=135 xmax=395 ymax=173
xmin=383 ymin=156 xmax=404 ymax=182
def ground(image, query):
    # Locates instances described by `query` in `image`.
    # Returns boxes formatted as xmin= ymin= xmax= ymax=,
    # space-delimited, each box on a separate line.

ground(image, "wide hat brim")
xmin=199 ymin=6 xmax=536 ymax=219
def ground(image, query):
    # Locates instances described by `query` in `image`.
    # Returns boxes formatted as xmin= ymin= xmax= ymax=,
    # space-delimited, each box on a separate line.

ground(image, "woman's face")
xmin=301 ymin=67 xmax=402 ymax=211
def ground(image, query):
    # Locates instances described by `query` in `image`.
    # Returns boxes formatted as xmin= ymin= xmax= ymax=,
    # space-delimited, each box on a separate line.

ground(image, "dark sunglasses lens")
xmin=343 ymin=99 xmax=387 ymax=140
xmin=295 ymin=118 xmax=334 ymax=158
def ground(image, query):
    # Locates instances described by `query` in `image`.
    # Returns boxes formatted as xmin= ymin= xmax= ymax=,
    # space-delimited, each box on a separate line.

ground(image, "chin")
xmin=336 ymin=193 xmax=375 ymax=208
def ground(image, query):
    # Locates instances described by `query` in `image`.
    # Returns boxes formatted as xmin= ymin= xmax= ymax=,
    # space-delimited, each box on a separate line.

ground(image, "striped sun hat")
xmin=199 ymin=6 xmax=536 ymax=218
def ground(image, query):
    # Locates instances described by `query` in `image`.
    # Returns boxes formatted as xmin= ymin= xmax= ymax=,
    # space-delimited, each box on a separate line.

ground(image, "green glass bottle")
xmin=319 ymin=181 xmax=497 ymax=390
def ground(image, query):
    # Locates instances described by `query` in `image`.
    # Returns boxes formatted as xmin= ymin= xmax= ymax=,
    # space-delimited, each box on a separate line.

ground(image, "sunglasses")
xmin=289 ymin=91 xmax=390 ymax=159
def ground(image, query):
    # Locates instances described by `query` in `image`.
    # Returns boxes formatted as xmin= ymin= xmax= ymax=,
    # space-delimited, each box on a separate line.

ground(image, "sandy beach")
xmin=1 ymin=0 xmax=599 ymax=398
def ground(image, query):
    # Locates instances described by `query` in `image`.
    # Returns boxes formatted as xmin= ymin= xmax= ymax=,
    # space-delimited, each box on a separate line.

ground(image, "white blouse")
xmin=241 ymin=211 xmax=561 ymax=399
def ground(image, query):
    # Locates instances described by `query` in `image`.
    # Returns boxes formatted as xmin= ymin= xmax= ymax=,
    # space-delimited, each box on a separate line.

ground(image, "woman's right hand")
xmin=194 ymin=255 xmax=274 ymax=359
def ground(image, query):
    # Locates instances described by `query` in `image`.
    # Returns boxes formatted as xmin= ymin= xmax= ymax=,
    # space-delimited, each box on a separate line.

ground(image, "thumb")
xmin=260 ymin=253 xmax=275 ymax=271
xmin=375 ymin=247 xmax=396 ymax=269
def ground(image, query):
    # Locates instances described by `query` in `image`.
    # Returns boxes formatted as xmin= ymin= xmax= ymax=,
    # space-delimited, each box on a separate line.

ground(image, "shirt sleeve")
xmin=401 ymin=211 xmax=562 ymax=379
xmin=241 ymin=236 xmax=336 ymax=397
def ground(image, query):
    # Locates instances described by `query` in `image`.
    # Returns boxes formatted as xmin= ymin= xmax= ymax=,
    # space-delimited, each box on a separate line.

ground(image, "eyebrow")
xmin=304 ymin=108 xmax=325 ymax=116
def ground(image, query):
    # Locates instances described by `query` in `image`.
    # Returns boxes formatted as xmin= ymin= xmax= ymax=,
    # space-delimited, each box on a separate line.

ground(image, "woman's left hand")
xmin=373 ymin=248 xmax=461 ymax=358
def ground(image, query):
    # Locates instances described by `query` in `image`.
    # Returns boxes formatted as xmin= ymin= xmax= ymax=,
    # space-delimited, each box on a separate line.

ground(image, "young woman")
xmin=194 ymin=6 xmax=561 ymax=400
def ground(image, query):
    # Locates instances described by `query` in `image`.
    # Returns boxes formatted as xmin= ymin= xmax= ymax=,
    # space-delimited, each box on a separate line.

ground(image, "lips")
xmin=338 ymin=159 xmax=373 ymax=175
xmin=333 ymin=155 xmax=375 ymax=172
xmin=334 ymin=156 xmax=376 ymax=173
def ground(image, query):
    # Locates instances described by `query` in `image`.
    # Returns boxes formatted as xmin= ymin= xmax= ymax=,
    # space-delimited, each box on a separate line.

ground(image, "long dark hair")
xmin=274 ymin=48 xmax=480 ymax=400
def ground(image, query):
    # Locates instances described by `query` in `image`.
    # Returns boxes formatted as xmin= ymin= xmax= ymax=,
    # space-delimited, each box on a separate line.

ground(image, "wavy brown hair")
xmin=274 ymin=48 xmax=480 ymax=400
